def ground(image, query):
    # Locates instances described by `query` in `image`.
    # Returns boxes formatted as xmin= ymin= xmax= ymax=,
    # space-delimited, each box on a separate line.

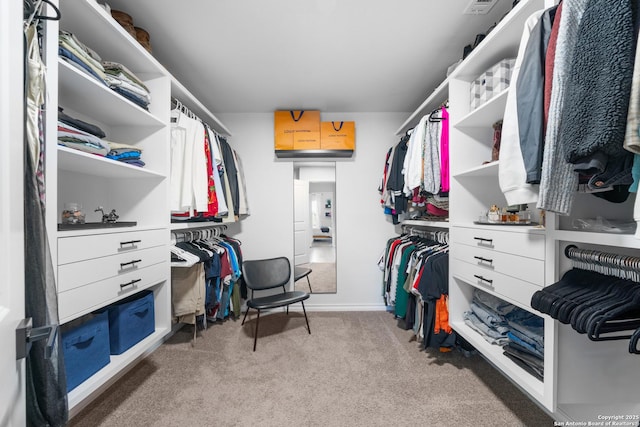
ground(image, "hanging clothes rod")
xmin=564 ymin=245 xmax=640 ymax=282
xmin=402 ymin=225 xmax=449 ymax=245
xmin=171 ymin=225 xmax=227 ymax=243
xmin=171 ymin=97 xmax=220 ymax=137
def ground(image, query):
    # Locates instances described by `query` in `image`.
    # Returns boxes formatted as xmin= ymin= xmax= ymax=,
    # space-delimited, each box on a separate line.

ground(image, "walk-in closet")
xmin=4 ymin=0 xmax=640 ymax=425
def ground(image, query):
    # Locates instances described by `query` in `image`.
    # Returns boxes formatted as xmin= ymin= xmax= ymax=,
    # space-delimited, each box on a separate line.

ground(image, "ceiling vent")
xmin=463 ymin=0 xmax=499 ymax=15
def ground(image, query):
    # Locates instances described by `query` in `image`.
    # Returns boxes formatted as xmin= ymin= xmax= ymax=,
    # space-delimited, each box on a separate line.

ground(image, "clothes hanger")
xmin=629 ymin=326 xmax=640 ymax=354
xmin=585 ymin=285 xmax=640 ymax=340
xmin=24 ymin=0 xmax=61 ymax=31
xmin=24 ymin=0 xmax=35 ymax=19
xmin=573 ymin=280 xmax=636 ymax=334
xmin=428 ymin=107 xmax=443 ymax=122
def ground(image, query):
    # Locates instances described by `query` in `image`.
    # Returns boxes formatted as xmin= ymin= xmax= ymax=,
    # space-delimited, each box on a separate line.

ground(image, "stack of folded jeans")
xmin=58 ymin=30 xmax=108 ymax=86
xmin=102 ymin=61 xmax=151 ymax=109
xmin=464 ymin=289 xmax=513 ymax=346
xmin=463 ymin=292 xmax=510 ymax=346
xmin=106 ymin=142 xmax=144 ymax=167
xmin=466 ymin=289 xmax=545 ymax=380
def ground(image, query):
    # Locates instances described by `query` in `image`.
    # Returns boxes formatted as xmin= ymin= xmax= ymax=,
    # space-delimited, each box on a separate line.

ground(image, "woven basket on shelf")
xmin=135 ymin=27 xmax=152 ymax=53
xmin=111 ymin=10 xmax=137 ymax=39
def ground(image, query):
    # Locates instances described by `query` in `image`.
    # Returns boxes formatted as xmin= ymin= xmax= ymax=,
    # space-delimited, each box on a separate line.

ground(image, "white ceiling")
xmin=105 ymin=0 xmax=513 ymax=113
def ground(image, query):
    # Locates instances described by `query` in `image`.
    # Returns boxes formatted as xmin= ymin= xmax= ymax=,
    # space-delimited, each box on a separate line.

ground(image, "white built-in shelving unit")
xmin=44 ymin=0 xmax=233 ymax=416
xmin=398 ymin=0 xmax=640 ymax=421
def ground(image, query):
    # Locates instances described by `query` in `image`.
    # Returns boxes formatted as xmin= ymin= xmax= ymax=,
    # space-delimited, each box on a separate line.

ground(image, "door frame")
xmin=0 ymin=0 xmax=26 ymax=424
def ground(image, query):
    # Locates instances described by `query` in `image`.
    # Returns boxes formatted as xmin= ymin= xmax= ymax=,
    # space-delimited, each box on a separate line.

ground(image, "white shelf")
xmin=554 ymin=230 xmax=640 ymax=249
xmin=453 ymin=161 xmax=499 ymax=178
xmin=170 ymin=222 xmax=228 ymax=231
xmin=171 ymin=77 xmax=232 ymax=136
xmin=448 ymin=0 xmax=545 ymax=82
xmin=395 ymin=0 xmax=544 ymax=135
xmin=58 ymin=146 xmax=165 ymax=179
xmin=451 ymin=222 xmax=546 ymax=235
xmin=58 ymin=60 xmax=165 ymax=129
xmin=59 ymin=0 xmax=164 ymax=76
xmin=454 ymin=89 xmax=508 ymax=129
xmin=450 ymin=320 xmax=545 ymax=401
xmin=395 ymin=78 xmax=449 ymax=135
xmin=67 ymin=326 xmax=171 ymax=415
xmin=401 ymin=220 xmax=449 ymax=229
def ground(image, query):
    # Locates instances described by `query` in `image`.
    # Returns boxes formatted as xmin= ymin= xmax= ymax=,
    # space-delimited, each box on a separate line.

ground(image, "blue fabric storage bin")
xmin=62 ymin=311 xmax=110 ymax=392
xmin=106 ymin=290 xmax=155 ymax=355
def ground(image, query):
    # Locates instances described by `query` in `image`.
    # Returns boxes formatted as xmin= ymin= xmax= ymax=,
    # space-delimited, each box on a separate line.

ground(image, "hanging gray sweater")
xmin=558 ymin=0 xmax=635 ymax=169
xmin=537 ymin=0 xmax=586 ymax=215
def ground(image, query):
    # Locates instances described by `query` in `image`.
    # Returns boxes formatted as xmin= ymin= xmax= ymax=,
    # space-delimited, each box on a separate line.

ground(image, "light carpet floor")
xmin=295 ymin=262 xmax=336 ymax=294
xmin=69 ymin=311 xmax=554 ymax=426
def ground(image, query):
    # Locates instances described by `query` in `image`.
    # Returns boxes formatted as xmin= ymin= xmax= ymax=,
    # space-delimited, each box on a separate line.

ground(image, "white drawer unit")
xmin=58 ymin=261 xmax=166 ymax=322
xmin=58 ymin=228 xmax=166 ymax=265
xmin=451 ymin=257 xmax=541 ymax=309
xmin=451 ymin=242 xmax=544 ymax=286
xmin=452 ymin=226 xmax=545 ymax=260
xmin=57 ymin=228 xmax=168 ymax=323
xmin=58 ymin=245 xmax=167 ymax=292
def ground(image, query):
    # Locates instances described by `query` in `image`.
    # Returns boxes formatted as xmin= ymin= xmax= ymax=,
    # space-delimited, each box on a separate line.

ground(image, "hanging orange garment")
xmin=434 ymin=294 xmax=452 ymax=334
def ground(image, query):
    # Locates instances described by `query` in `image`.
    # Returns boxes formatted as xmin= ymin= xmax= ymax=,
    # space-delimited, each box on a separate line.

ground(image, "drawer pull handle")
xmin=120 ymin=279 xmax=141 ymax=289
xmin=473 ymin=274 xmax=493 ymax=285
xmin=473 ymin=237 xmax=493 ymax=244
xmin=473 ymin=256 xmax=493 ymax=265
xmin=120 ymin=259 xmax=142 ymax=268
xmin=120 ymin=239 xmax=141 ymax=247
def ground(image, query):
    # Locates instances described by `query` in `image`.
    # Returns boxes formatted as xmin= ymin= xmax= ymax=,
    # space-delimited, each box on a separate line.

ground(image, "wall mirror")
xmin=293 ymin=162 xmax=336 ymax=294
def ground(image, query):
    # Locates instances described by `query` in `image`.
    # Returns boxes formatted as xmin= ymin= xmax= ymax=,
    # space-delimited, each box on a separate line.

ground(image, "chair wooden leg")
xmin=241 ymin=306 xmax=251 ymax=325
xmin=306 ymin=276 xmax=312 ymax=293
xmin=301 ymin=301 xmax=311 ymax=334
xmin=253 ymin=309 xmax=260 ymax=351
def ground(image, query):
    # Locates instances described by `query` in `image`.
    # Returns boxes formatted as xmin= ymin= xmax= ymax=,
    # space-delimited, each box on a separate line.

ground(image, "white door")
xmin=0 ymin=0 xmax=26 ymax=425
xmin=294 ymin=179 xmax=310 ymax=265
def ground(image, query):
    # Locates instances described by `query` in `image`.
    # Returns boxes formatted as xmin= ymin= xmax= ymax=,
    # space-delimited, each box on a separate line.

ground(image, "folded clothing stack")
xmin=464 ymin=289 xmax=544 ymax=381
xmin=58 ymin=121 xmax=109 ymax=156
xmin=58 ymin=109 xmax=144 ymax=167
xmin=426 ymin=194 xmax=449 ymax=217
xmin=107 ymin=142 xmax=144 ymax=167
xmin=102 ymin=61 xmax=151 ymax=110
xmin=58 ymin=30 xmax=107 ymax=86
xmin=58 ymin=107 xmax=105 ymax=138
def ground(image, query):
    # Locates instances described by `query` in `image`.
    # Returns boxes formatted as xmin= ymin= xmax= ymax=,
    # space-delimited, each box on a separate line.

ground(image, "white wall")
xmin=299 ymin=166 xmax=334 ymax=182
xmin=220 ymin=112 xmax=406 ymax=310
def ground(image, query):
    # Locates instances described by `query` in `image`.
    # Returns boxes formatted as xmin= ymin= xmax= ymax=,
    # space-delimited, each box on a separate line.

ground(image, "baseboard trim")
xmin=295 ymin=304 xmax=388 ymax=312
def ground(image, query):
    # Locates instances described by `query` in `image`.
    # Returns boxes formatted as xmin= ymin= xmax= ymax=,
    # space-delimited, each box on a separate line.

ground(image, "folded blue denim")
xmin=507 ymin=331 xmax=544 ymax=359
xmin=59 ymin=46 xmax=107 ymax=86
xmin=473 ymin=288 xmax=517 ymax=316
xmin=464 ymin=311 xmax=509 ymax=346
xmin=470 ymin=302 xmax=509 ymax=335
xmin=509 ymin=320 xmax=544 ymax=349
xmin=507 ymin=340 xmax=543 ymax=361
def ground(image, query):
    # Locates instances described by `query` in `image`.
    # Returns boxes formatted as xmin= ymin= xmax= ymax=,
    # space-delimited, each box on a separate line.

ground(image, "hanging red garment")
xmin=204 ymin=129 xmax=218 ymax=217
